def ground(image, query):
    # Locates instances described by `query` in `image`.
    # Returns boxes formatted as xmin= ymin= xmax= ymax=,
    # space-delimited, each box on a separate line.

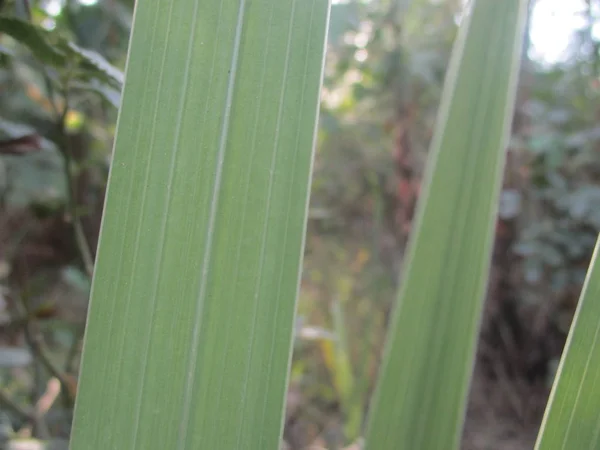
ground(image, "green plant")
xmin=27 ymin=1 xmax=600 ymax=450
xmin=69 ymin=0 xmax=330 ymax=449
xmin=364 ymin=0 xmax=529 ymax=448
xmin=534 ymin=234 xmax=600 ymax=449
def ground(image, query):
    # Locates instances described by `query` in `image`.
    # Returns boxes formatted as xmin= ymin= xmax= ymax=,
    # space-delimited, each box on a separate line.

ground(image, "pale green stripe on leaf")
xmin=535 ymin=235 xmax=600 ymax=450
xmin=364 ymin=1 xmax=528 ymax=449
xmin=69 ymin=0 xmax=330 ymax=449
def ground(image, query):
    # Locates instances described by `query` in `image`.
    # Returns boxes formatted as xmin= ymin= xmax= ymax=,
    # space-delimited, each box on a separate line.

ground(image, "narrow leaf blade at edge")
xmin=534 ymin=234 xmax=600 ymax=450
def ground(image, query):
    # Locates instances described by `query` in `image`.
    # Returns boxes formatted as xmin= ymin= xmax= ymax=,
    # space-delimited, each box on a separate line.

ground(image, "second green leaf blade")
xmin=364 ymin=1 xmax=528 ymax=449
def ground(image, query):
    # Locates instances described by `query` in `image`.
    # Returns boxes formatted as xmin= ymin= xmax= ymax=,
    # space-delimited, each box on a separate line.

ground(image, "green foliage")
xmin=514 ymin=65 xmax=600 ymax=313
xmin=0 ymin=1 xmax=129 ymax=446
xmin=0 ymin=16 xmax=123 ymax=89
xmin=0 ymin=16 xmax=64 ymax=66
xmin=2 ymin=0 xmax=600 ymax=449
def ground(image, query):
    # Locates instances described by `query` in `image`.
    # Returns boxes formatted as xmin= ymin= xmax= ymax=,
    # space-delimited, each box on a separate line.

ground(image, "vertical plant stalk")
xmin=16 ymin=0 xmax=91 ymax=413
xmin=534 ymin=235 xmax=600 ymax=450
xmin=364 ymin=1 xmax=528 ymax=449
xmin=58 ymin=90 xmax=95 ymax=279
xmin=20 ymin=0 xmax=95 ymax=277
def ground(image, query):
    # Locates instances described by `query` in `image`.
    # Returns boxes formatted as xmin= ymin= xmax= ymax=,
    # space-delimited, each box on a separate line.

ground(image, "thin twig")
xmin=13 ymin=294 xmax=75 ymax=406
xmin=21 ymin=0 xmax=31 ymax=19
xmin=0 ymin=389 xmax=33 ymax=423
xmin=0 ymin=383 xmax=53 ymax=439
xmin=64 ymin=323 xmax=85 ymax=374
xmin=23 ymin=324 xmax=75 ymax=406
xmin=35 ymin=378 xmax=61 ymax=417
xmin=43 ymin=73 xmax=61 ymax=120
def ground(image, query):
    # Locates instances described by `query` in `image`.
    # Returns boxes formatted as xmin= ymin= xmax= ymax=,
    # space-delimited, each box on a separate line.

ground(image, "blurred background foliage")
xmin=0 ymin=0 xmax=598 ymax=449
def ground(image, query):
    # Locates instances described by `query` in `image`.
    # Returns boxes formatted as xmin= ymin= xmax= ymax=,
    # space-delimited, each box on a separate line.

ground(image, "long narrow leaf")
xmin=69 ymin=0 xmax=330 ymax=449
xmin=364 ymin=1 xmax=528 ymax=449
xmin=534 ymin=235 xmax=600 ymax=450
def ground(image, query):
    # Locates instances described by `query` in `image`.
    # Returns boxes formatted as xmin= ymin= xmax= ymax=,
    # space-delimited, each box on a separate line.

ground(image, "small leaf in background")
xmin=524 ymin=258 xmax=544 ymax=284
xmin=64 ymin=42 xmax=124 ymax=88
xmin=0 ymin=119 xmax=66 ymax=206
xmin=0 ymin=134 xmax=42 ymax=155
xmin=61 ymin=266 xmax=91 ymax=294
xmin=6 ymin=438 xmax=70 ymax=450
xmin=0 ymin=261 xmax=10 ymax=279
xmin=71 ymin=79 xmax=121 ymax=109
xmin=0 ymin=285 xmax=8 ymax=325
xmin=0 ymin=16 xmax=66 ymax=66
xmin=1 ymin=148 xmax=66 ymax=208
xmin=64 ymin=110 xmax=85 ymax=131
xmin=0 ymin=43 xmax=15 ymax=56
xmin=0 ymin=16 xmax=123 ymax=91
xmin=498 ymin=189 xmax=522 ymax=220
xmin=0 ymin=347 xmax=32 ymax=368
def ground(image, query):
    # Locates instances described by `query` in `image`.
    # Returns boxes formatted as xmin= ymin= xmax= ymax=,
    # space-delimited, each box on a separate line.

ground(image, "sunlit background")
xmin=328 ymin=0 xmax=593 ymax=65
xmin=42 ymin=0 xmax=592 ymax=66
xmin=529 ymin=0 xmax=595 ymax=63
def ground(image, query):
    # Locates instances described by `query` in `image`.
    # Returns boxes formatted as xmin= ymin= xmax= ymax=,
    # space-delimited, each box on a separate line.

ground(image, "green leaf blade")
xmin=69 ymin=0 xmax=330 ymax=449
xmin=535 ymin=235 xmax=600 ymax=450
xmin=364 ymin=1 xmax=528 ymax=449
